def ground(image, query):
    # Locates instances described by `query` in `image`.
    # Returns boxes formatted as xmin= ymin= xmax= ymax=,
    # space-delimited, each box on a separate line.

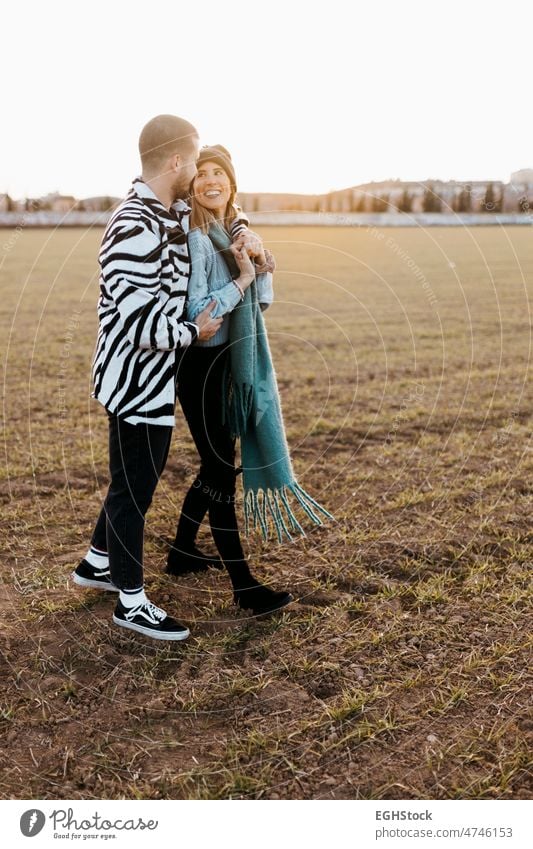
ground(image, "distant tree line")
xmin=316 ymin=182 xmax=526 ymax=214
xmin=1 ymin=194 xmax=117 ymax=212
xmin=2 ymin=187 xmax=532 ymax=216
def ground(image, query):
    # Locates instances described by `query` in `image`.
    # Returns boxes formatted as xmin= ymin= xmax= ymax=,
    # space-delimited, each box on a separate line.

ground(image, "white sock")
xmin=119 ymin=587 xmax=148 ymax=608
xmin=85 ymin=545 xmax=109 ymax=570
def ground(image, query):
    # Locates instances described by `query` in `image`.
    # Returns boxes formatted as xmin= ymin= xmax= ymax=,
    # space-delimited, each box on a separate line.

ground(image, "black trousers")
xmin=91 ymin=413 xmax=173 ymax=590
xmin=176 ymin=343 xmax=247 ymax=568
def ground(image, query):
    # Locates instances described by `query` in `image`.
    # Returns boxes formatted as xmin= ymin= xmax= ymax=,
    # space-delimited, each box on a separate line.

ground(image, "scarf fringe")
xmin=224 ymin=380 xmax=254 ymax=438
xmin=243 ymin=482 xmax=334 ymax=544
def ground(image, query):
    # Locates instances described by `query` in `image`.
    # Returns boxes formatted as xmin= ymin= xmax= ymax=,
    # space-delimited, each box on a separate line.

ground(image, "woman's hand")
xmin=231 ymin=243 xmax=256 ymax=290
xmin=233 ymin=230 xmax=267 ymax=265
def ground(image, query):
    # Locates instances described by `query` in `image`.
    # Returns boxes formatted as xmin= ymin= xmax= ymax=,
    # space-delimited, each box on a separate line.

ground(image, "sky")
xmin=1 ymin=0 xmax=532 ymax=199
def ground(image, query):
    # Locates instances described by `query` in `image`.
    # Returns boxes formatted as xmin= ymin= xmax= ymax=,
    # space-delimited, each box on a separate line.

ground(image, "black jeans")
xmin=176 ymin=343 xmax=247 ymax=569
xmin=91 ymin=413 xmax=173 ymax=590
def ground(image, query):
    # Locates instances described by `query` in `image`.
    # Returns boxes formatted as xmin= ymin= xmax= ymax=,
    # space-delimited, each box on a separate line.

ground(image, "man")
xmin=72 ymin=114 xmax=251 ymax=641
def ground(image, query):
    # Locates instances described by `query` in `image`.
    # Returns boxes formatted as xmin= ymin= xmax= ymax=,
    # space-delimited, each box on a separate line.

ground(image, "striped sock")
xmin=119 ymin=587 xmax=148 ymax=608
xmin=85 ymin=545 xmax=109 ymax=570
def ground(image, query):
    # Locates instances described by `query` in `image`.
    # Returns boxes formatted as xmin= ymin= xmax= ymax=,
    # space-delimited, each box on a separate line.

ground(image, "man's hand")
xmin=253 ymin=247 xmax=276 ymax=275
xmin=233 ymin=229 xmax=266 ymax=265
xmin=195 ymin=300 xmax=224 ymax=341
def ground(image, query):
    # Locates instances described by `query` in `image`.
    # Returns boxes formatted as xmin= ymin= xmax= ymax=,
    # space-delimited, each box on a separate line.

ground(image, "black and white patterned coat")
xmin=93 ymin=177 xmax=200 ymax=426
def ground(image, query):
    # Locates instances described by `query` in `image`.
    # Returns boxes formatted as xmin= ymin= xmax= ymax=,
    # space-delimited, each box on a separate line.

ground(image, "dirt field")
xmin=0 ymin=224 xmax=531 ymax=800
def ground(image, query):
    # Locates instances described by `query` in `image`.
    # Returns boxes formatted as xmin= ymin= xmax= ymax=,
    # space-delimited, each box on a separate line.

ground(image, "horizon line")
xmin=2 ymin=173 xmax=532 ymax=203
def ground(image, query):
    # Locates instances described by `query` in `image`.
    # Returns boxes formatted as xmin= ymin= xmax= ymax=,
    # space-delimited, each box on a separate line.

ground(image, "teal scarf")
xmin=208 ymin=220 xmax=334 ymax=543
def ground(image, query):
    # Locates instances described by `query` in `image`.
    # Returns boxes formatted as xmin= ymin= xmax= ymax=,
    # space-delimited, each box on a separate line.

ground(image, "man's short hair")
xmin=139 ymin=114 xmax=198 ymax=175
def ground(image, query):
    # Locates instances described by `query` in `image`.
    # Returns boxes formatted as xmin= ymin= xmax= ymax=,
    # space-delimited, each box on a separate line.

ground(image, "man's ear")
xmin=171 ymin=153 xmax=181 ymax=172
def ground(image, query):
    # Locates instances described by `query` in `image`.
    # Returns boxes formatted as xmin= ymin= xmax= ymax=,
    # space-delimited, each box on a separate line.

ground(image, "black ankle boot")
xmin=166 ymin=543 xmax=222 ymax=575
xmin=233 ymin=579 xmax=294 ymax=615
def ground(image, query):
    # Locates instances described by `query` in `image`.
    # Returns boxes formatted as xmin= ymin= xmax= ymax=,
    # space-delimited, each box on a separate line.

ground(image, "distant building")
xmin=37 ymin=192 xmax=77 ymax=212
xmin=510 ymin=169 xmax=533 ymax=187
xmin=52 ymin=195 xmax=77 ymax=213
xmin=78 ymin=196 xmax=121 ymax=212
xmin=0 ymin=193 xmax=10 ymax=212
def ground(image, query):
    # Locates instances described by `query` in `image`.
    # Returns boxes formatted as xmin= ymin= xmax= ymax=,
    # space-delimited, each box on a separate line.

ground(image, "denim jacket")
xmin=186 ymin=226 xmax=274 ymax=348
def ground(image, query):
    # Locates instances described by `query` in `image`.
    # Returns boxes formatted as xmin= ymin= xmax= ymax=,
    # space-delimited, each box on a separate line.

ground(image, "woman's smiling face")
xmin=193 ymin=160 xmax=232 ymax=217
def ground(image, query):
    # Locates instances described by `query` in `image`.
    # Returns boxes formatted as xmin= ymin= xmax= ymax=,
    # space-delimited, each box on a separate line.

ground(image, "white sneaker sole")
xmin=71 ymin=572 xmax=120 ymax=592
xmin=112 ymin=615 xmax=190 ymax=641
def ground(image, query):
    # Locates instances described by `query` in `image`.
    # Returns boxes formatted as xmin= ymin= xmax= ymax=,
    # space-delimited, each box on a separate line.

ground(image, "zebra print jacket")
xmin=91 ymin=177 xmax=246 ymax=426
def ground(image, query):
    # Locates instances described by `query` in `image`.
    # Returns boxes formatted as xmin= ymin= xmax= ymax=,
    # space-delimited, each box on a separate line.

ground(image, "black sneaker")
xmin=112 ymin=599 xmax=190 ymax=641
xmin=166 ymin=543 xmax=222 ymax=575
xmin=234 ymin=581 xmax=294 ymax=616
xmin=72 ymin=559 xmax=119 ymax=592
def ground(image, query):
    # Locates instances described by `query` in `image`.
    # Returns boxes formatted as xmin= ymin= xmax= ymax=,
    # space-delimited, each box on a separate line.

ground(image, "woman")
xmin=167 ymin=145 xmax=333 ymax=615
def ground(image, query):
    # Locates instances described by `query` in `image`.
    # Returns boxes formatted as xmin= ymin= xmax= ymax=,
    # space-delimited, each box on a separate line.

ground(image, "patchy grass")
xmin=0 ymin=225 xmax=531 ymax=799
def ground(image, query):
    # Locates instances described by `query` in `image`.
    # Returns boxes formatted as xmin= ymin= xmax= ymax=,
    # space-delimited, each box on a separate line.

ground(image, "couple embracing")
xmin=72 ymin=114 xmax=333 ymax=641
